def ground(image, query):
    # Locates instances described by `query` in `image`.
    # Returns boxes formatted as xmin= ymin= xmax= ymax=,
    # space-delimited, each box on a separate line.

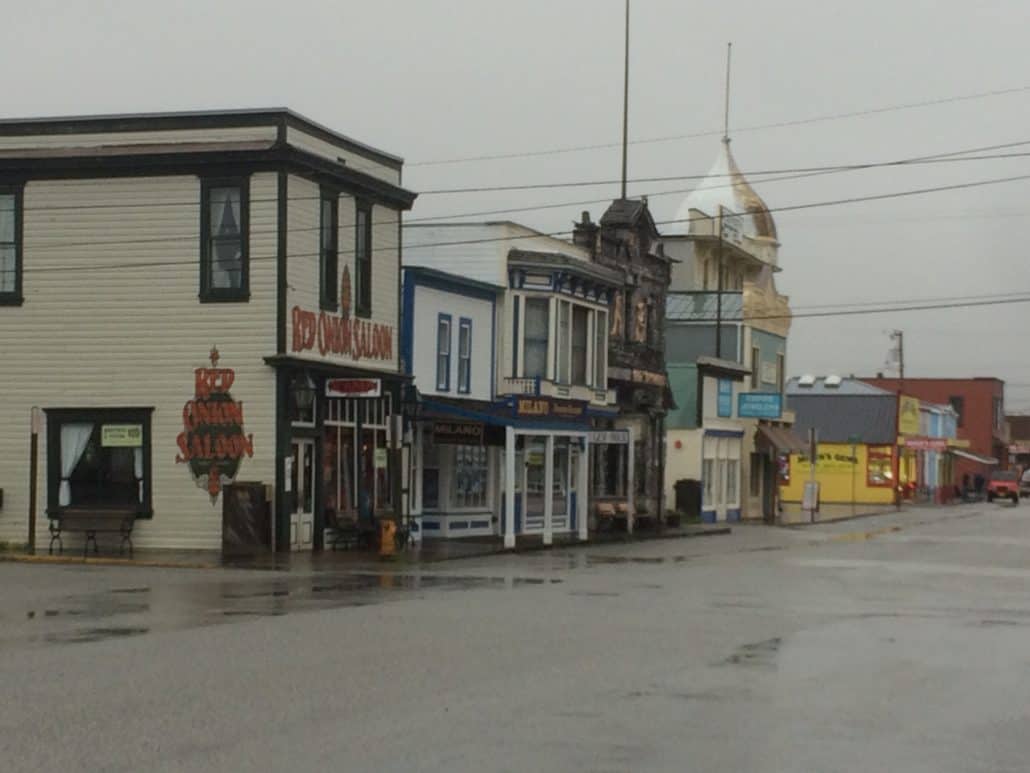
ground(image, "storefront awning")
xmin=756 ymin=424 xmax=807 ymax=453
xmin=949 ymin=448 xmax=998 ymax=465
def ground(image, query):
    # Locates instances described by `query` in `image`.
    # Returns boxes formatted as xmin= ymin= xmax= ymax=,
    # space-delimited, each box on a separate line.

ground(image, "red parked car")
xmin=987 ymin=470 xmax=1020 ymax=504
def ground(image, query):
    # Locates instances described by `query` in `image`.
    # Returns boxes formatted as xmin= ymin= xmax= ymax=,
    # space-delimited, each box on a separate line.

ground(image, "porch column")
xmin=626 ymin=426 xmax=635 ymax=534
xmin=578 ymin=436 xmax=589 ymax=541
xmin=504 ymin=426 xmax=516 ymax=549
xmin=543 ymin=434 xmax=554 ymax=546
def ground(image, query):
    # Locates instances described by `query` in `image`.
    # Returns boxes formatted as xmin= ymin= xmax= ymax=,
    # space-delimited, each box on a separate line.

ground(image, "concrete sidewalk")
xmin=778 ymin=502 xmax=894 ymax=525
xmin=0 ymin=523 xmax=730 ymax=572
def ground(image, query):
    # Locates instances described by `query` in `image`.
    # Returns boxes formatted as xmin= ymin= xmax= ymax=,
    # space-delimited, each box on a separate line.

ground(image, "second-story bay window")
xmin=557 ymin=301 xmax=571 ymax=383
xmin=523 ymin=297 xmax=550 ymax=380
xmin=571 ymin=306 xmax=589 ymax=384
xmin=594 ymin=310 xmax=607 ymax=387
xmin=201 ymin=179 xmax=248 ymax=302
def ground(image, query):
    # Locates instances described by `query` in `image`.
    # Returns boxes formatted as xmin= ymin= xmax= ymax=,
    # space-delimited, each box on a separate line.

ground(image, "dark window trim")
xmin=319 ymin=187 xmax=339 ymax=311
xmin=200 ymin=176 xmax=250 ymax=303
xmin=44 ymin=407 xmax=154 ymax=519
xmin=437 ymin=313 xmax=452 ymax=392
xmin=458 ymin=317 xmax=473 ymax=394
xmin=0 ymin=184 xmax=23 ymax=306
xmin=354 ymin=199 xmax=373 ymax=318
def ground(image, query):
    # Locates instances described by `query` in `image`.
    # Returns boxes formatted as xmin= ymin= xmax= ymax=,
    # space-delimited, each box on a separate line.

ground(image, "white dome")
xmin=669 ymin=139 xmax=777 ymax=241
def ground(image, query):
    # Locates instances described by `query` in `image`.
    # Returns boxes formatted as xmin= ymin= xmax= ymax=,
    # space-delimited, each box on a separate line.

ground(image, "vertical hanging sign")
xmin=175 ymin=347 xmax=254 ymax=500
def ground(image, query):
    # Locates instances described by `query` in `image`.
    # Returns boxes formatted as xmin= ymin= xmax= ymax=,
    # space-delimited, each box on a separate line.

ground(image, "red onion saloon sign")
xmin=175 ymin=348 xmax=254 ymax=498
xmin=291 ymin=307 xmax=394 ymax=361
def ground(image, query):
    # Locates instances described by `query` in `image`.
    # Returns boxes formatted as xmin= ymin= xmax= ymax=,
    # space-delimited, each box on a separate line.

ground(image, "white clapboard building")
xmin=0 ymin=109 xmax=415 ymax=552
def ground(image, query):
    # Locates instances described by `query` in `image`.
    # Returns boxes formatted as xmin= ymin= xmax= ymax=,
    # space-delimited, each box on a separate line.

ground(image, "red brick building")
xmin=861 ymin=377 xmax=1008 ymax=483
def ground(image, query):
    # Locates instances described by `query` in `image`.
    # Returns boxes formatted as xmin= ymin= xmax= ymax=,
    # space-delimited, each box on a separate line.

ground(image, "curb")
xmin=776 ymin=509 xmax=898 ymax=529
xmin=0 ymin=552 xmax=219 ymax=570
xmin=0 ymin=527 xmax=733 ymax=570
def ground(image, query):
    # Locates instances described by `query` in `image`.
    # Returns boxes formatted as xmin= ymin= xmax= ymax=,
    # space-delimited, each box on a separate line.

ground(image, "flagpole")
xmin=620 ymin=0 xmax=630 ymax=199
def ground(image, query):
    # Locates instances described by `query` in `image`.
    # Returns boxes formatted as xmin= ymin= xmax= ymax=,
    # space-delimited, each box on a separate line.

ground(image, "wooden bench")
xmin=49 ymin=511 xmax=136 ymax=557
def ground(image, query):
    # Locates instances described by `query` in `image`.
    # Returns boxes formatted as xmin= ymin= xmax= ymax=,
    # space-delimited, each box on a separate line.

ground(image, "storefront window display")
xmin=591 ymin=443 xmax=627 ymax=497
xmin=453 ymin=445 xmax=488 ymax=510
xmin=324 ymin=394 xmax=393 ymax=521
xmin=867 ymin=446 xmax=894 ymax=487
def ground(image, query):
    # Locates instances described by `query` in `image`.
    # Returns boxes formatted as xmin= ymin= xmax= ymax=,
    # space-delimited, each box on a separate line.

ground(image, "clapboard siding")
xmin=0 ymin=126 xmax=276 ymax=151
xmin=285 ymin=174 xmax=400 ymax=373
xmin=0 ymin=174 xmax=278 ymax=549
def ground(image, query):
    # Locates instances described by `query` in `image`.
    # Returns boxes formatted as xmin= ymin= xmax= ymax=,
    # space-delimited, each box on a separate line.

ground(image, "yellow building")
xmin=780 ymin=442 xmax=896 ymax=506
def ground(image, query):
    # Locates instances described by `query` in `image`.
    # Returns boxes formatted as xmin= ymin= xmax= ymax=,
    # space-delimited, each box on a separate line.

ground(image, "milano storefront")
xmin=412 ymin=396 xmax=607 ymax=546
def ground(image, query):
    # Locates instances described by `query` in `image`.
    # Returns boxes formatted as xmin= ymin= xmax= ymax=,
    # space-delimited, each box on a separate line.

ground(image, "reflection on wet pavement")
xmin=7 ymin=571 xmax=567 ymax=649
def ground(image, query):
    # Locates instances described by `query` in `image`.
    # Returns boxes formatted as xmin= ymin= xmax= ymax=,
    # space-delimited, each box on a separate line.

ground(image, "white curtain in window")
xmin=59 ymin=423 xmax=94 ymax=506
xmin=210 ymin=187 xmax=242 ymax=288
xmin=134 ymin=447 xmax=144 ymax=503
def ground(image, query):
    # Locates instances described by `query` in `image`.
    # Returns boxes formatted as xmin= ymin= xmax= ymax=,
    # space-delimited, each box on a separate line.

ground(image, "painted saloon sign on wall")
xmin=175 ymin=348 xmax=254 ymax=499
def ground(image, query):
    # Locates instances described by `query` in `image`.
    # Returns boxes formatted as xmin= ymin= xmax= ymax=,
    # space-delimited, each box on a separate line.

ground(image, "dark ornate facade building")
xmin=574 ymin=199 xmax=673 ymax=523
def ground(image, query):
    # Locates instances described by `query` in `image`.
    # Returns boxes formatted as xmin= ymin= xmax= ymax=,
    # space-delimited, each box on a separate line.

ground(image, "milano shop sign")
xmin=175 ymin=348 xmax=254 ymax=499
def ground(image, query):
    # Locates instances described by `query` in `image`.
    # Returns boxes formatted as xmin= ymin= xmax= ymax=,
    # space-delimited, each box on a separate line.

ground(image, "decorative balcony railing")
xmin=499 ymin=377 xmax=615 ymax=406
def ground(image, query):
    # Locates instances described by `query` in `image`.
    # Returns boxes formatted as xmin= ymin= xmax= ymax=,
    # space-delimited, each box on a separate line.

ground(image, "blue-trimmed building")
xmin=403 ymin=225 xmax=625 ymax=547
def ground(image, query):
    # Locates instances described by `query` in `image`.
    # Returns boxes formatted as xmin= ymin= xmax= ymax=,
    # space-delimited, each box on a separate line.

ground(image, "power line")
xmin=418 ymin=143 xmax=1030 ymax=195
xmin=744 ymin=295 xmax=1030 ymax=322
xmin=11 ymin=138 xmax=1030 ymax=232
xmin=409 ymin=84 xmax=1030 ymax=166
xmin=17 ymin=166 xmax=1030 ymax=269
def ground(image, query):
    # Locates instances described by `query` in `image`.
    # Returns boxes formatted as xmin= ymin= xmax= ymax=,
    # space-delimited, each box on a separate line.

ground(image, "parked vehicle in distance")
xmin=987 ymin=470 xmax=1020 ymax=503
xmin=1020 ymin=469 xmax=1030 ymax=498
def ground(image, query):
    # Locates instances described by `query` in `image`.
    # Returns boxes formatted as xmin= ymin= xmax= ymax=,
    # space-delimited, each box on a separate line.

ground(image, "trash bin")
xmin=379 ymin=519 xmax=397 ymax=559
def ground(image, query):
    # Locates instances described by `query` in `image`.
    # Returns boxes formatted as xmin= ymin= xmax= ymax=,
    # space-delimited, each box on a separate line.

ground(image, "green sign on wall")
xmin=101 ymin=424 xmax=143 ymax=447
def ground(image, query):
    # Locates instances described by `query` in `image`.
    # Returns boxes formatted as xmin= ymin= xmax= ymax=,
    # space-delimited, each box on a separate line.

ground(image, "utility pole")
xmin=890 ymin=329 xmax=904 ymax=382
xmin=620 ymin=0 xmax=630 ymax=200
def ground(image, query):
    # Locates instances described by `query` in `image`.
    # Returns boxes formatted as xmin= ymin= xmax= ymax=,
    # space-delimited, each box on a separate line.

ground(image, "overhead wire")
xmin=408 ymin=84 xmax=1030 ymax=166
xmin=17 ymin=167 xmax=1030 ymax=272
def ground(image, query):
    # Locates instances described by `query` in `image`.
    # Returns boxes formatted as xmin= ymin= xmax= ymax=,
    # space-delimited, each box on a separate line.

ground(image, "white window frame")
xmin=458 ymin=317 xmax=472 ymax=394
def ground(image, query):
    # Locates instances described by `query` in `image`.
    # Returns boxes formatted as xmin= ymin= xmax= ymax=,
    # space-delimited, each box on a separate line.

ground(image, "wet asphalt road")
xmin=2 ymin=502 xmax=1030 ymax=772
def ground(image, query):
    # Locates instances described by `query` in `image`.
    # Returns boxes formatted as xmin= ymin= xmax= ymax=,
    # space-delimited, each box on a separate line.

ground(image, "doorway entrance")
xmin=290 ymin=438 xmax=315 ymax=550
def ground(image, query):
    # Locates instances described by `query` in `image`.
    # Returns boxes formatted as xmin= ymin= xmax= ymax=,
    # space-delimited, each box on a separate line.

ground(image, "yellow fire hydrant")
xmin=379 ymin=519 xmax=397 ymax=559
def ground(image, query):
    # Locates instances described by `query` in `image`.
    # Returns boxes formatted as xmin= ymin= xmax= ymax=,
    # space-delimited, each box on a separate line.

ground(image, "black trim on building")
xmin=319 ymin=186 xmax=339 ymax=312
xmin=0 ymin=183 xmax=23 ymax=306
xmin=43 ymin=407 xmax=155 ymax=519
xmin=0 ymin=108 xmax=404 ymax=171
xmin=276 ymin=170 xmax=288 ymax=354
xmin=199 ymin=176 xmax=250 ymax=303
xmin=0 ymin=146 xmax=416 ymax=210
xmin=354 ymin=199 xmax=373 ymax=318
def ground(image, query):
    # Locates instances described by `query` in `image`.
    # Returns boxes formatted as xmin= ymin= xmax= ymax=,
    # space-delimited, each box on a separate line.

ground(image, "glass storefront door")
xmin=523 ymin=437 xmax=546 ymax=532
xmin=290 ymin=438 xmax=314 ymax=550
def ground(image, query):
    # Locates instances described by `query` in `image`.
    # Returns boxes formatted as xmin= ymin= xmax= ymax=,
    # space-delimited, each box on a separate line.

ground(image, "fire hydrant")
xmin=379 ymin=519 xmax=397 ymax=559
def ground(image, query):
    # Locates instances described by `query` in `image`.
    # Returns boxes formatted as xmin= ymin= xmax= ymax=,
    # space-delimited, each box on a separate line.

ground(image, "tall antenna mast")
xmin=620 ymin=0 xmax=630 ymax=199
xmin=723 ymin=41 xmax=733 ymax=143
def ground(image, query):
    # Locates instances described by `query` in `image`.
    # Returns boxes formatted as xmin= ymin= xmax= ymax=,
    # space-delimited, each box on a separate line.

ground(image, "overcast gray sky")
xmin=4 ymin=0 xmax=1030 ymax=408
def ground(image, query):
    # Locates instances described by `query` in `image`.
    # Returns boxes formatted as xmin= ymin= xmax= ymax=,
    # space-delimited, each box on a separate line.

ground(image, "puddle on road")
xmin=12 ymin=571 xmax=566 ymax=649
xmin=723 ymin=637 xmax=782 ymax=668
xmin=44 ymin=626 xmax=150 ymax=644
xmin=585 ymin=555 xmax=688 ymax=566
